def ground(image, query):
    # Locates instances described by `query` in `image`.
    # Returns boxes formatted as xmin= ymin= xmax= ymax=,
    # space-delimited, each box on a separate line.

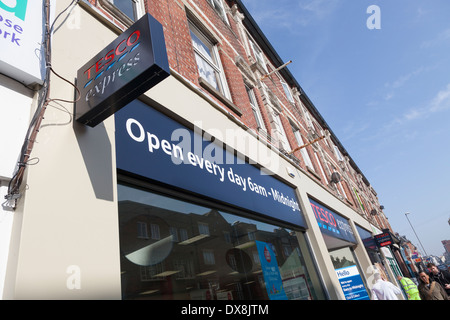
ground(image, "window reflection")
xmin=118 ymin=183 xmax=322 ymax=300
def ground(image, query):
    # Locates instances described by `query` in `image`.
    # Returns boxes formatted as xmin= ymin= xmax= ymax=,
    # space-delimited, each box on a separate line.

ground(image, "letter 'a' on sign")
xmin=75 ymin=13 xmax=170 ymax=127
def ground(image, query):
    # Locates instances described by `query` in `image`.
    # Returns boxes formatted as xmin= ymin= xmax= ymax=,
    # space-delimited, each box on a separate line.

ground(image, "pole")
xmin=260 ymin=60 xmax=292 ymax=80
xmin=288 ymin=135 xmax=326 ymax=155
xmin=405 ymin=212 xmax=428 ymax=257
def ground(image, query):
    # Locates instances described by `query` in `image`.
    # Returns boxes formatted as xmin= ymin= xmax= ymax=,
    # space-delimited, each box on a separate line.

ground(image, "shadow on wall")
xmin=73 ymin=120 xmax=114 ymax=202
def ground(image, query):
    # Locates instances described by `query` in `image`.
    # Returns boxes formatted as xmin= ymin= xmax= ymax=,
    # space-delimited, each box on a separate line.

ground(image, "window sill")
xmin=249 ymin=61 xmax=268 ymax=76
xmin=198 ymin=77 xmax=242 ymax=117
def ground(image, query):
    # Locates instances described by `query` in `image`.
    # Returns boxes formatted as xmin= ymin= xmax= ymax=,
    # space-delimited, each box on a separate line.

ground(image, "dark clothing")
xmin=418 ymin=280 xmax=449 ymax=300
xmin=429 ymin=269 xmax=450 ymax=295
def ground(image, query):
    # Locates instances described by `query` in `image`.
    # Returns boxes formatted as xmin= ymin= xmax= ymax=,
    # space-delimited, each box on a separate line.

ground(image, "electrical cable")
xmin=5 ymin=0 xmax=81 ymax=206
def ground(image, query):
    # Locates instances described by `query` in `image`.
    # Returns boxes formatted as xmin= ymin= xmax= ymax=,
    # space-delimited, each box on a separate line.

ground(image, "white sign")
xmin=335 ymin=265 xmax=370 ymax=300
xmin=0 ymin=0 xmax=48 ymax=85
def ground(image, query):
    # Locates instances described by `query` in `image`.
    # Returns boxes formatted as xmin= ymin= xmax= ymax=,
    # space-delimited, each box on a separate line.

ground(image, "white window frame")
xmin=203 ymin=249 xmax=216 ymax=265
xmin=293 ymin=128 xmax=314 ymax=170
xmin=273 ymin=113 xmax=291 ymax=151
xmin=314 ymin=152 xmax=329 ymax=184
xmin=198 ymin=222 xmax=210 ymax=236
xmin=249 ymin=38 xmax=268 ymax=72
xmin=338 ymin=181 xmax=348 ymax=199
xmin=170 ymin=226 xmax=179 ymax=242
xmin=302 ymin=106 xmax=314 ymax=129
xmin=137 ymin=221 xmax=149 ymax=239
xmin=189 ymin=21 xmax=231 ymax=99
xmin=334 ymin=145 xmax=344 ymax=162
xmin=281 ymin=81 xmax=294 ymax=103
xmin=208 ymin=0 xmax=228 ymax=24
xmin=151 ymin=224 xmax=160 ymax=240
xmin=179 ymin=228 xmax=188 ymax=242
xmin=246 ymin=85 xmax=266 ymax=131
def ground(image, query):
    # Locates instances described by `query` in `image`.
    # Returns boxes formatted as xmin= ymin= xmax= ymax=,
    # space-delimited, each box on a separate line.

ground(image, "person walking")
xmin=371 ymin=273 xmax=402 ymax=300
xmin=427 ymin=262 xmax=450 ymax=296
xmin=418 ymin=271 xmax=449 ymax=300
xmin=397 ymin=275 xmax=421 ymax=300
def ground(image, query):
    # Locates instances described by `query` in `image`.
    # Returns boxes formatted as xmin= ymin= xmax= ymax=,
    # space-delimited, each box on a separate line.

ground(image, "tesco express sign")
xmin=0 ymin=0 xmax=50 ymax=85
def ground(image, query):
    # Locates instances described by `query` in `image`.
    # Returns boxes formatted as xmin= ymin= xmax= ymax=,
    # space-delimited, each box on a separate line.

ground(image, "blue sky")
xmin=242 ymin=0 xmax=450 ymax=257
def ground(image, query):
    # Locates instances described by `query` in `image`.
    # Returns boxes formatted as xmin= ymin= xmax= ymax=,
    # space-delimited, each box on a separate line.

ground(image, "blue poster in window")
xmin=255 ymin=241 xmax=287 ymax=300
xmin=335 ymin=265 xmax=370 ymax=300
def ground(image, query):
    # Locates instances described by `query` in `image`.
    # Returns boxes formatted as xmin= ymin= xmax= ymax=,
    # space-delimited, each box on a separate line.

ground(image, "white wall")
xmin=0 ymin=76 xmax=34 ymax=299
xmin=0 ymin=76 xmax=34 ymax=180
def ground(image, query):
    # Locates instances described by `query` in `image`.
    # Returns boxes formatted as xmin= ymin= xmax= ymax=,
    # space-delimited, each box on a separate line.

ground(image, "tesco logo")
xmin=82 ymin=30 xmax=141 ymax=88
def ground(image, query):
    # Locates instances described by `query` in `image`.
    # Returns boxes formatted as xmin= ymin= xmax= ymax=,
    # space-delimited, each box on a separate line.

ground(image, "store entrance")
xmin=328 ymin=246 xmax=371 ymax=300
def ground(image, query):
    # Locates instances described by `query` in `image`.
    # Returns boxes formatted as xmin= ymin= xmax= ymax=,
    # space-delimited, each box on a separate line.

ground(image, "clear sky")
xmin=242 ymin=0 xmax=450 ymax=257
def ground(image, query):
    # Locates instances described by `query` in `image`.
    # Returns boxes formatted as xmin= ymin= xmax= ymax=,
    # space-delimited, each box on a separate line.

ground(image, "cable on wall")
xmin=5 ymin=0 xmax=81 ymax=208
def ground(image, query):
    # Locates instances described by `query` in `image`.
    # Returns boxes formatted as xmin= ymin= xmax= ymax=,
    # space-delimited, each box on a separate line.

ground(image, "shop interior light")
xmin=125 ymin=235 xmax=173 ymax=266
xmin=178 ymin=234 xmax=209 ymax=245
xmin=234 ymin=241 xmax=256 ymax=250
xmin=139 ymin=290 xmax=159 ymax=295
xmin=154 ymin=270 xmax=181 ymax=277
xmin=196 ymin=270 xmax=217 ymax=277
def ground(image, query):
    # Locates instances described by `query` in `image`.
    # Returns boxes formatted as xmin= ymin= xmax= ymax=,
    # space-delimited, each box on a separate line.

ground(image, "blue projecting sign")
xmin=309 ymin=198 xmax=356 ymax=243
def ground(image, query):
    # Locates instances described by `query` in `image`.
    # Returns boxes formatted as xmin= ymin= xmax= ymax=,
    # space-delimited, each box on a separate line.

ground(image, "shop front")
xmin=309 ymin=198 xmax=371 ymax=300
xmin=2 ymin=2 xmax=381 ymax=301
xmin=356 ymin=224 xmax=391 ymax=278
xmin=115 ymin=99 xmax=326 ymax=300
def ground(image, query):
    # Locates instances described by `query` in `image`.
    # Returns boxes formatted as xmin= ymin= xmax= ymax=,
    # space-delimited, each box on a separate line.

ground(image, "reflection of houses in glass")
xmin=119 ymin=200 xmax=315 ymax=300
xmin=330 ymin=256 xmax=355 ymax=270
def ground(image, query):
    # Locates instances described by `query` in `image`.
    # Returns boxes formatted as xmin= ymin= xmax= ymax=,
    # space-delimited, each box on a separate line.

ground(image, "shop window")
xmin=329 ymin=247 xmax=371 ymax=300
xmin=118 ymin=182 xmax=326 ymax=300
